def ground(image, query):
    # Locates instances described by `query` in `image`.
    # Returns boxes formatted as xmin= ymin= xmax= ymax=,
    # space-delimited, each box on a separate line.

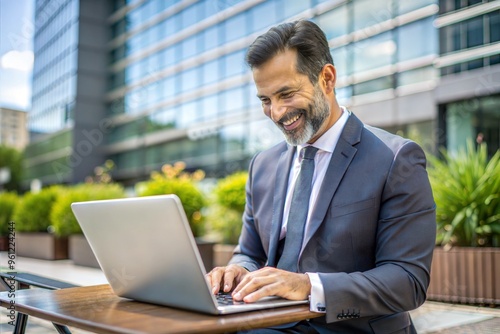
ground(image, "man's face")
xmin=252 ymin=49 xmax=331 ymax=146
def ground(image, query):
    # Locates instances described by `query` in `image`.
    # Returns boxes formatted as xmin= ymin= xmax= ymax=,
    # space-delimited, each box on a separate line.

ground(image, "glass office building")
xmin=24 ymin=0 xmax=500 ymax=189
xmin=436 ymin=0 xmax=500 ymax=156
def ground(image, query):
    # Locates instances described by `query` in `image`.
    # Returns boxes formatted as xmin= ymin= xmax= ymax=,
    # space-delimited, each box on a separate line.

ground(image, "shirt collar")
xmin=298 ymin=106 xmax=350 ymax=155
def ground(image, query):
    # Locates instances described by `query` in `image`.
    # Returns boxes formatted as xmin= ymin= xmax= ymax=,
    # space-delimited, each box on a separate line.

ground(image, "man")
xmin=207 ymin=20 xmax=436 ymax=333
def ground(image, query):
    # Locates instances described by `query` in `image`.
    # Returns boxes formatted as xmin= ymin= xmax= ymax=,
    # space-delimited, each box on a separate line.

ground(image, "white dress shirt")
xmin=281 ymin=107 xmax=350 ymax=313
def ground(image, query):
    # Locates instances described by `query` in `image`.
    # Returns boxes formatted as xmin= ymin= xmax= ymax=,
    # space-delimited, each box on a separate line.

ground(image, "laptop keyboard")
xmin=216 ymin=292 xmax=246 ymax=306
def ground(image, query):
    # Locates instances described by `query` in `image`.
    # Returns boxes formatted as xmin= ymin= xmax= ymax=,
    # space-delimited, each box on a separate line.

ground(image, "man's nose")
xmin=270 ymin=102 xmax=287 ymax=123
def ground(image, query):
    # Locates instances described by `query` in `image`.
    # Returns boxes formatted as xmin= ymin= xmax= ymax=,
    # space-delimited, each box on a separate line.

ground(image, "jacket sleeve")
xmin=320 ymin=141 xmax=436 ymax=323
xmin=229 ymin=153 xmax=267 ymax=271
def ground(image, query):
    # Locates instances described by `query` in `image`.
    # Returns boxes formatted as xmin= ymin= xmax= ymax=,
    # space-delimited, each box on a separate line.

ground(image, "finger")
xmin=232 ymin=267 xmax=273 ymax=295
xmin=233 ymin=275 xmax=276 ymax=301
xmin=222 ymin=268 xmax=235 ymax=292
xmin=243 ymin=283 xmax=280 ymax=303
xmin=208 ymin=267 xmax=224 ymax=294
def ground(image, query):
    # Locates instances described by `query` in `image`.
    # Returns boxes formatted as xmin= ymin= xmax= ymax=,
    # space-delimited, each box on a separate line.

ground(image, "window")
xmin=220 ymin=123 xmax=246 ymax=156
xmin=444 ymin=95 xmax=500 ymax=156
xmin=158 ymin=16 xmax=179 ymax=41
xmin=398 ymin=66 xmax=437 ymax=86
xmin=439 ymin=0 xmax=468 ymax=14
xmin=280 ymin=0 xmax=310 ymax=19
xmin=468 ymin=0 xmax=483 ymax=6
xmin=353 ymin=0 xmax=392 ymax=32
xmin=466 ymin=16 xmax=484 ymax=48
xmin=398 ymin=0 xmax=437 ymax=15
xmin=317 ymin=5 xmax=348 ymax=40
xmin=336 ymin=87 xmax=352 ymax=106
xmin=181 ymin=35 xmax=199 ymax=60
xmin=248 ymin=119 xmax=282 ymax=154
xmin=397 ymin=17 xmax=437 ymax=62
xmin=331 ymin=46 xmax=349 ymax=78
xmin=224 ymin=13 xmax=247 ymax=43
xmin=181 ymin=67 xmax=200 ymax=92
xmin=224 ymin=50 xmax=246 ymax=78
xmin=181 ymin=3 xmax=200 ymax=30
xmin=162 ymin=46 xmax=178 ymax=68
xmin=203 ymin=59 xmax=219 ymax=85
xmin=178 ymin=100 xmax=199 ymax=128
xmin=201 ymin=94 xmax=219 ymax=121
xmin=221 ymin=86 xmax=246 ymax=115
xmin=203 ymin=24 xmax=220 ymax=52
xmin=163 ymin=75 xmax=177 ymax=99
xmin=489 ymin=11 xmax=500 ymax=43
xmin=353 ymin=76 xmax=393 ymax=95
xmin=250 ymin=1 xmax=277 ymax=33
xmin=148 ymin=107 xmax=176 ymax=131
xmin=440 ymin=24 xmax=461 ymax=54
xmin=352 ymin=32 xmax=395 ymax=74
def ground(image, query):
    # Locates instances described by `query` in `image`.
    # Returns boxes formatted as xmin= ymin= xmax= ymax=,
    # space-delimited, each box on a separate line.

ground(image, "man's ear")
xmin=320 ymin=64 xmax=336 ymax=94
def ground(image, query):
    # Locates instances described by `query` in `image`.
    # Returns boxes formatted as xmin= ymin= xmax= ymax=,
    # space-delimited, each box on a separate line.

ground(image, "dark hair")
xmin=245 ymin=20 xmax=333 ymax=84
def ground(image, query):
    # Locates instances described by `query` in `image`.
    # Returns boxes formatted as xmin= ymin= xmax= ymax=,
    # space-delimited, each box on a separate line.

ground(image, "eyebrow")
xmin=256 ymin=86 xmax=294 ymax=99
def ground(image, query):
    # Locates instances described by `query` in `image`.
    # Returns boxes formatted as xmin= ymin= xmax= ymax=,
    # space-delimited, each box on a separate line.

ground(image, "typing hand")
xmin=206 ymin=264 xmax=249 ymax=295
xmin=232 ymin=267 xmax=311 ymax=303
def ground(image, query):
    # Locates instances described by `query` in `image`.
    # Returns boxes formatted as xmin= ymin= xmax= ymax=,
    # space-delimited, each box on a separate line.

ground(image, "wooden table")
xmin=0 ymin=284 xmax=322 ymax=333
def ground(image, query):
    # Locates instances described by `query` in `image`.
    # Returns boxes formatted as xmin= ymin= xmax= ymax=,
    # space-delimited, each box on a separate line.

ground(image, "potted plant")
xmin=51 ymin=183 xmax=126 ymax=267
xmin=12 ymin=186 xmax=68 ymax=260
xmin=427 ymin=141 xmax=500 ymax=305
xmin=136 ymin=162 xmax=213 ymax=269
xmin=0 ymin=192 xmax=18 ymax=251
xmin=206 ymin=171 xmax=247 ymax=267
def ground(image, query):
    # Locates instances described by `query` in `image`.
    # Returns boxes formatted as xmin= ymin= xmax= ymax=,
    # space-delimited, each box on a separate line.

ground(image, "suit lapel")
xmin=303 ymin=114 xmax=363 ymax=249
xmin=267 ymin=145 xmax=296 ymax=267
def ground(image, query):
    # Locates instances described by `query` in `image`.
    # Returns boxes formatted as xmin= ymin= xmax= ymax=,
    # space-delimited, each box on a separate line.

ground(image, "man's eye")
xmin=261 ymin=99 xmax=271 ymax=105
xmin=282 ymin=92 xmax=294 ymax=99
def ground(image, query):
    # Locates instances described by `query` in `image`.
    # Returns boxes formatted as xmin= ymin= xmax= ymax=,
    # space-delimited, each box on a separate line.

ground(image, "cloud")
xmin=0 ymin=86 xmax=31 ymax=110
xmin=0 ymin=50 xmax=34 ymax=72
xmin=0 ymin=68 xmax=32 ymax=110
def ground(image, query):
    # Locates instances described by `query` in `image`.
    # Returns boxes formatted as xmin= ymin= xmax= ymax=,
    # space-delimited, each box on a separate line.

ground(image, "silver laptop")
xmin=71 ymin=195 xmax=308 ymax=315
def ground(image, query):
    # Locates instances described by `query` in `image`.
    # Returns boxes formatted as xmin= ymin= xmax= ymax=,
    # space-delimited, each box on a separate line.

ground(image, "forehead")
xmin=252 ymin=49 xmax=309 ymax=96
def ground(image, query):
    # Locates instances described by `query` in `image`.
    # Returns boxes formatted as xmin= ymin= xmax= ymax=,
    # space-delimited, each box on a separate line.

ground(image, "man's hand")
xmin=206 ymin=264 xmax=249 ymax=295
xmin=232 ymin=267 xmax=311 ymax=303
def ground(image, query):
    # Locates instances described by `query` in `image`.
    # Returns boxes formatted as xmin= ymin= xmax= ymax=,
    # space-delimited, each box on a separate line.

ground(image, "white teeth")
xmin=283 ymin=114 xmax=300 ymax=126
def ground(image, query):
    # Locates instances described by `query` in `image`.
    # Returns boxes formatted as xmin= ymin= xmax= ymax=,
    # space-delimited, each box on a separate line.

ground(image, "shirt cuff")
xmin=305 ymin=272 xmax=326 ymax=313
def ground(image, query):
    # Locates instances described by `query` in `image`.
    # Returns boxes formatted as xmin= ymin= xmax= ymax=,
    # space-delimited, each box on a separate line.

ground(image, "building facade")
xmin=25 ymin=0 xmax=500 ymax=189
xmin=436 ymin=0 xmax=500 ymax=157
xmin=0 ymin=107 xmax=29 ymax=150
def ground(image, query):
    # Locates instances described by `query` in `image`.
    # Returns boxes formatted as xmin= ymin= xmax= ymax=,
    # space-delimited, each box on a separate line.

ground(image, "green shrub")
xmin=136 ymin=162 xmax=206 ymax=237
xmin=207 ymin=171 xmax=248 ymax=244
xmin=0 ymin=192 xmax=18 ymax=235
xmin=213 ymin=172 xmax=247 ymax=213
xmin=13 ymin=187 xmax=61 ymax=233
xmin=51 ymin=183 xmax=126 ymax=237
xmin=0 ymin=145 xmax=23 ymax=192
xmin=428 ymin=142 xmax=500 ymax=247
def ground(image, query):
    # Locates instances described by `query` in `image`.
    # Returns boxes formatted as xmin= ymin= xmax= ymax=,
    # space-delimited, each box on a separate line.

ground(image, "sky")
xmin=0 ymin=0 xmax=34 ymax=111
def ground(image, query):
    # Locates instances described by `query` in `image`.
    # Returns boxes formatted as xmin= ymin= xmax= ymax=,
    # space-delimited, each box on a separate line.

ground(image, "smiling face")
xmin=253 ymin=49 xmax=336 ymax=146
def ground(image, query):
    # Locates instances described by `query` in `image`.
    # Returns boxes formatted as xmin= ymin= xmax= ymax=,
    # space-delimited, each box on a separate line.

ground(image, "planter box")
xmin=0 ymin=236 xmax=8 ymax=251
xmin=213 ymin=244 xmax=236 ymax=267
xmin=69 ymin=234 xmax=100 ymax=268
xmin=195 ymin=238 xmax=215 ymax=271
xmin=428 ymin=247 xmax=500 ymax=305
xmin=16 ymin=232 xmax=68 ymax=260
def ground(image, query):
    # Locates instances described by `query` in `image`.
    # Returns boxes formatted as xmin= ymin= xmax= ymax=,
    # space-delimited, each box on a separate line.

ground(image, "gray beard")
xmin=281 ymin=85 xmax=330 ymax=146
